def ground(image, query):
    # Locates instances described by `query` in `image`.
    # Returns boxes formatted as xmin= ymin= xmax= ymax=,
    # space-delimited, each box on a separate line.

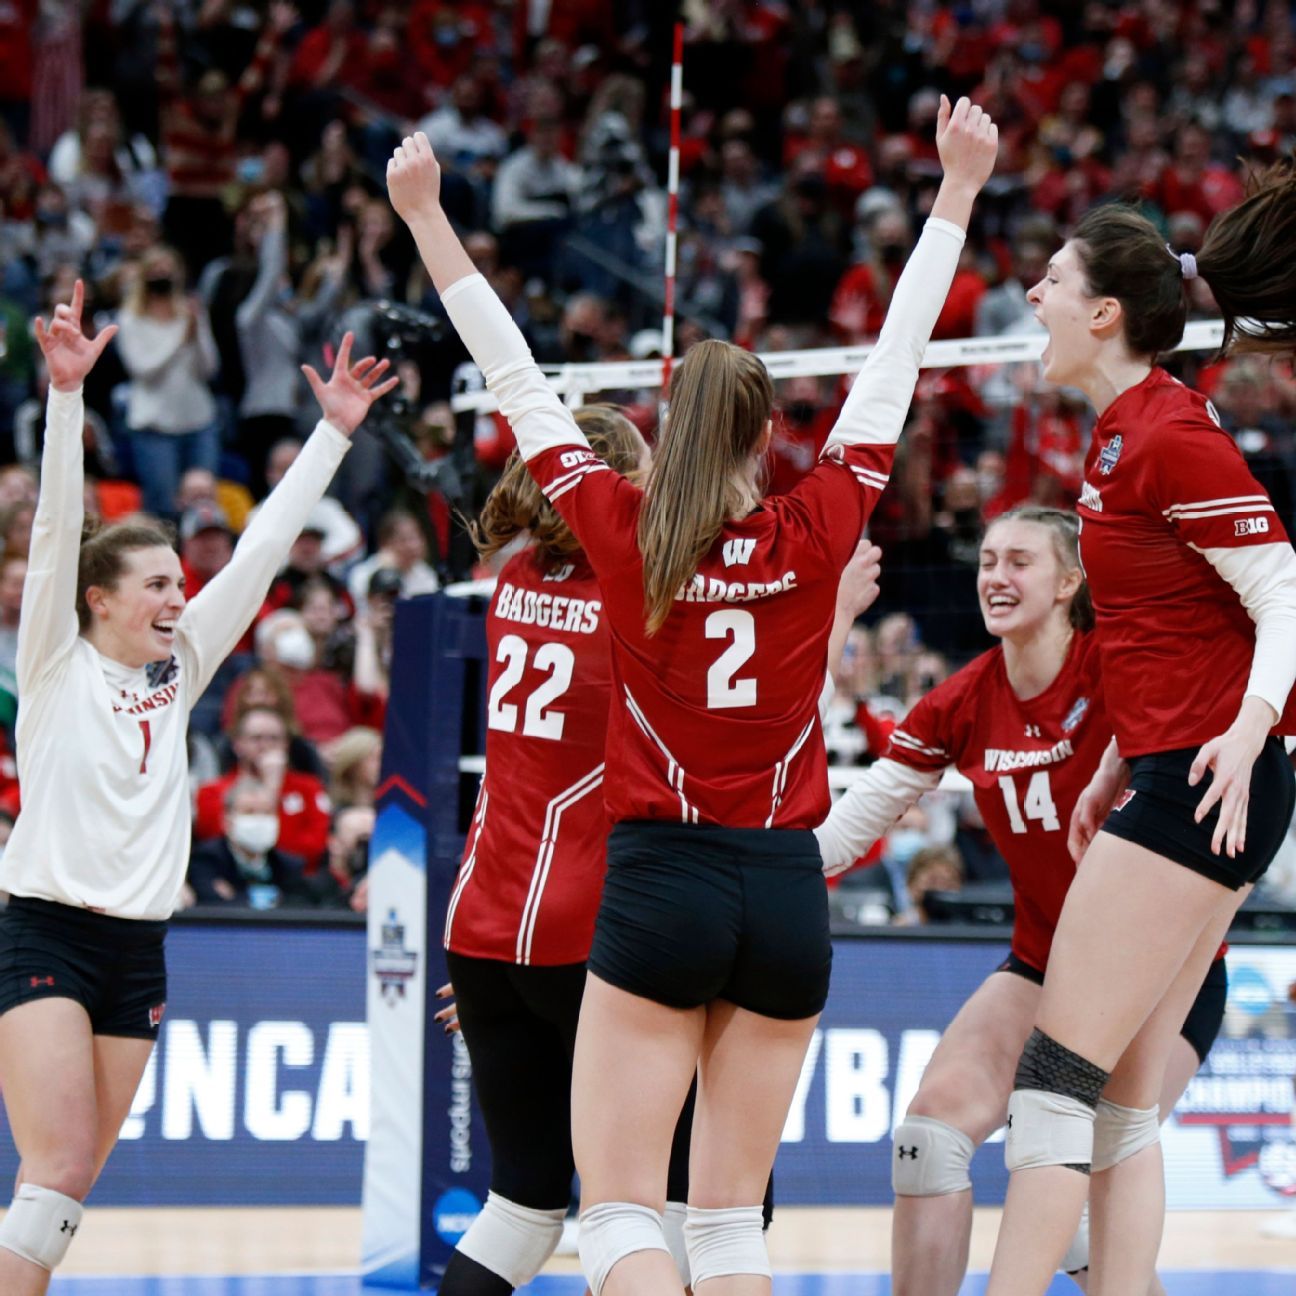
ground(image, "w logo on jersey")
xmin=722 ymin=538 xmax=756 ymax=567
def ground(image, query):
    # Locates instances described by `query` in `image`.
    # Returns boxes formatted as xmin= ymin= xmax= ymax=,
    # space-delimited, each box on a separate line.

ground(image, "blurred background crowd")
xmin=0 ymin=0 xmax=1295 ymax=918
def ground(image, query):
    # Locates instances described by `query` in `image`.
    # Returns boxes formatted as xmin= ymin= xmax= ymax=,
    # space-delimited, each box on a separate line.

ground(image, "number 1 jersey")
xmin=444 ymin=548 xmax=612 ymax=965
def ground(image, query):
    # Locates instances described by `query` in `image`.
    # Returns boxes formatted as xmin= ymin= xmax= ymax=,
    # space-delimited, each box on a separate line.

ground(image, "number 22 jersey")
xmin=444 ymin=548 xmax=612 ymax=965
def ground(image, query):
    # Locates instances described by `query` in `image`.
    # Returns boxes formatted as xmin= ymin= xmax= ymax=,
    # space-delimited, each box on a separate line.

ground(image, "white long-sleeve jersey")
xmin=0 ymin=386 xmax=350 ymax=919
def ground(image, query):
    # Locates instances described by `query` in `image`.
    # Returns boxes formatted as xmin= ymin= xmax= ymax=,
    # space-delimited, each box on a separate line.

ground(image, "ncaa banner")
xmin=363 ymin=589 xmax=493 ymax=1289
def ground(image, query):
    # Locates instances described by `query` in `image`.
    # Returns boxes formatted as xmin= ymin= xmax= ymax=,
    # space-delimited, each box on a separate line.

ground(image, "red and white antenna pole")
xmin=661 ymin=21 xmax=684 ymax=402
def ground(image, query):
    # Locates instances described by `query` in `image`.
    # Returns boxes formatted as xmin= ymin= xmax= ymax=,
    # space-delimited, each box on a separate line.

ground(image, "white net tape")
xmin=451 ymin=318 xmax=1226 ymax=413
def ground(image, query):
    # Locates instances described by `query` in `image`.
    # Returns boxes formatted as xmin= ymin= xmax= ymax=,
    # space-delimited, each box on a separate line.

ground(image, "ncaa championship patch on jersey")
xmin=1098 ymin=434 xmax=1123 ymax=476
xmin=1061 ymin=697 xmax=1090 ymax=733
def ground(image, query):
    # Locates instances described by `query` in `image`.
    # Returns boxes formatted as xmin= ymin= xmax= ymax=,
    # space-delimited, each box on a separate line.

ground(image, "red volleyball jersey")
xmin=528 ymin=441 xmax=890 ymax=828
xmin=443 ymin=549 xmax=612 ymax=965
xmin=886 ymin=632 xmax=1108 ymax=971
xmin=1076 ymin=368 xmax=1296 ymax=756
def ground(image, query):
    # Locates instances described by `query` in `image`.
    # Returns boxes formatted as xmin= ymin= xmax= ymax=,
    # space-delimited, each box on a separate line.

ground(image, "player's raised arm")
xmin=826 ymin=96 xmax=998 ymax=453
xmin=176 ymin=334 xmax=396 ymax=696
xmin=387 ymin=132 xmax=589 ymax=462
xmin=19 ymin=282 xmax=118 ymax=691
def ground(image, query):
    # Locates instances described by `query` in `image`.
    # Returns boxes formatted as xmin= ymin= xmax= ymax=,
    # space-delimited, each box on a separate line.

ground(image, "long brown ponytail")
xmin=470 ymin=405 xmax=646 ymax=566
xmin=637 ymin=340 xmax=774 ymax=634
xmin=1071 ymin=161 xmax=1296 ymax=361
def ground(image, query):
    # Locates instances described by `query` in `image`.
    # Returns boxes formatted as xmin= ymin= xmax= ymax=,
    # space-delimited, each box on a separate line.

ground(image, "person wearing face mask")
xmin=115 ymin=245 xmax=221 ymax=518
xmin=187 ymin=779 xmax=327 ymax=908
xmin=0 ymin=283 xmax=396 ymax=1296
xmin=816 ymin=508 xmax=1228 ymax=1296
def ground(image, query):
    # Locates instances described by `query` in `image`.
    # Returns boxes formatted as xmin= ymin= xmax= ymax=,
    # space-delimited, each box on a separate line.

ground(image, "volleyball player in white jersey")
xmin=0 ymin=282 xmax=395 ymax=1294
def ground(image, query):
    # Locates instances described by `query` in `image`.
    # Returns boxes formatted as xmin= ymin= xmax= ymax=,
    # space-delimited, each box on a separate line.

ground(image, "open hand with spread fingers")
xmin=34 ymin=279 xmax=118 ymax=393
xmin=301 ymin=332 xmax=400 ymax=436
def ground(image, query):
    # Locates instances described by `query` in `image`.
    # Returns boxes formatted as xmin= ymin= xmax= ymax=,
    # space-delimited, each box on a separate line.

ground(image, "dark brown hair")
xmin=1073 ymin=161 xmax=1296 ymax=359
xmin=227 ymin=664 xmax=300 ymax=736
xmin=638 ymin=340 xmax=774 ymax=634
xmin=470 ymin=405 xmax=646 ymax=565
xmin=986 ymin=506 xmax=1095 ymax=632
xmin=77 ymin=517 xmax=177 ymax=631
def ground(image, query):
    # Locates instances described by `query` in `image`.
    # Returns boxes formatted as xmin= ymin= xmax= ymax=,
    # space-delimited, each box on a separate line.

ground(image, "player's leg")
xmin=89 ymin=1035 xmax=158 ymax=1180
xmin=680 ymin=841 xmax=830 ymax=1296
xmin=440 ymin=953 xmax=584 ymax=1295
xmin=686 ymin=999 xmax=819 ymax=1296
xmin=0 ymin=999 xmax=99 ymax=1296
xmin=1086 ymin=925 xmax=1235 ymax=1296
xmin=892 ymin=967 xmax=1039 ymax=1296
xmin=985 ymin=833 xmax=1235 ymax=1296
xmin=572 ymin=972 xmax=705 ymax=1296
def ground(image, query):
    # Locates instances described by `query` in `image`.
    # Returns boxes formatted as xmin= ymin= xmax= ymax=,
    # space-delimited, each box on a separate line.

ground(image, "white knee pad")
xmin=1004 ymin=1089 xmax=1096 ymax=1173
xmin=0 ymin=1184 xmax=84 ymax=1271
xmin=1091 ymin=1099 xmax=1160 ymax=1173
xmin=455 ymin=1191 xmax=566 ymax=1288
xmin=1060 ymin=1201 xmax=1090 ymax=1274
xmin=683 ymin=1205 xmax=770 ymax=1287
xmin=892 ymin=1116 xmax=975 ymax=1196
xmin=577 ymin=1201 xmax=670 ymax=1296
xmin=662 ymin=1200 xmax=692 ymax=1288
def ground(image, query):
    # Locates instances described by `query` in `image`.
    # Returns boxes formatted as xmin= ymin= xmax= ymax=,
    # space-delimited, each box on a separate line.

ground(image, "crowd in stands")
xmin=1 ymin=0 xmax=1296 ymax=914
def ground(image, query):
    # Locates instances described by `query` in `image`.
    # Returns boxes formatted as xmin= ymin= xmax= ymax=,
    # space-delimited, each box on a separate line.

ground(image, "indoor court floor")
xmin=41 ymin=1206 xmax=1296 ymax=1295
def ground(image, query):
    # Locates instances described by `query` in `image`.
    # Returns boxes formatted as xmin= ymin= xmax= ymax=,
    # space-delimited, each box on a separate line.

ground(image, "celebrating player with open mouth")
xmin=986 ymin=181 xmax=1296 ymax=1294
xmin=0 ymin=283 xmax=395 ymax=1296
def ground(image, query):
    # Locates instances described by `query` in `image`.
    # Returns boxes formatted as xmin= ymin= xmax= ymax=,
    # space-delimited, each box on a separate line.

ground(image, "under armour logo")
xmin=60 ymin=1220 xmax=77 ymax=1237
xmin=29 ymin=975 xmax=54 ymax=988
xmin=1024 ymin=724 xmax=1041 ymax=738
xmin=897 ymin=1146 xmax=919 ymax=1160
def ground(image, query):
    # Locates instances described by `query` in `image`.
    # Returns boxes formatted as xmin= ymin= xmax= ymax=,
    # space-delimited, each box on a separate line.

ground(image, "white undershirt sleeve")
xmin=814 ymin=757 xmax=945 ymax=876
xmin=825 ymin=217 xmax=966 ymax=451
xmin=17 ymin=386 xmax=85 ymax=693
xmin=1193 ymin=542 xmax=1296 ymax=722
xmin=440 ymin=273 xmax=587 ymax=461
xmin=177 ymin=419 xmax=350 ymax=699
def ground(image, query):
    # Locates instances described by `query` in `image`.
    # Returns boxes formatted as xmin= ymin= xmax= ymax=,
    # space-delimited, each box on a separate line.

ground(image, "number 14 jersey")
xmin=887 ymin=631 xmax=1108 ymax=971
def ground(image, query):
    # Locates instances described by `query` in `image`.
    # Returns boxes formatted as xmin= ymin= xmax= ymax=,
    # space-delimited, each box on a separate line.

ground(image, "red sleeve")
xmin=526 ymin=445 xmax=644 ymax=577
xmin=777 ymin=444 xmax=895 ymax=574
xmin=884 ymin=674 xmax=963 ymax=772
xmin=1154 ymin=413 xmax=1290 ymax=550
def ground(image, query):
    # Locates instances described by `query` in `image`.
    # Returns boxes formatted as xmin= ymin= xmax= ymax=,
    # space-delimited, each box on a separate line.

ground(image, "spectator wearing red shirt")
xmin=260 ymin=506 xmax=354 ymax=620
xmin=784 ymin=96 xmax=874 ymax=217
xmin=178 ymin=501 xmax=233 ymax=598
xmin=195 ymin=706 xmax=331 ymax=871
xmin=1155 ymin=121 xmax=1244 ymax=223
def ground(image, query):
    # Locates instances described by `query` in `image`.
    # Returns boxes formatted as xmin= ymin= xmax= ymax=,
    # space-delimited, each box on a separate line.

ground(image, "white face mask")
xmin=229 ymin=812 xmax=280 ymax=855
xmin=274 ymin=625 xmax=316 ymax=670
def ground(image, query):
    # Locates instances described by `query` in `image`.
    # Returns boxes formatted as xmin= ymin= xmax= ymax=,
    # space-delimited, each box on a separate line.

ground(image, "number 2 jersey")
xmin=437 ymin=215 xmax=970 ymax=830
xmin=0 ymin=386 xmax=350 ymax=920
xmin=444 ymin=548 xmax=611 ymax=965
xmin=884 ymin=631 xmax=1108 ymax=971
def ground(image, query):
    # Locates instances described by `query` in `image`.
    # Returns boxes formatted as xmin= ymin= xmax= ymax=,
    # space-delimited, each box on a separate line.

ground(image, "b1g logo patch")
xmin=1098 ymin=434 xmax=1123 ymax=476
xmin=149 ymin=1002 xmax=166 ymax=1029
xmin=1235 ymin=516 xmax=1270 ymax=537
xmin=1113 ymin=790 xmax=1137 ymax=811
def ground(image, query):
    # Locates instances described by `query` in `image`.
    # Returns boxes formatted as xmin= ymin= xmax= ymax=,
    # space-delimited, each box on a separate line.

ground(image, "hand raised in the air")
xmin=34 ymin=280 xmax=118 ymax=394
xmin=387 ymin=132 xmax=443 ymax=226
xmin=934 ymin=94 xmax=998 ymax=193
xmin=301 ymin=332 xmax=400 ymax=436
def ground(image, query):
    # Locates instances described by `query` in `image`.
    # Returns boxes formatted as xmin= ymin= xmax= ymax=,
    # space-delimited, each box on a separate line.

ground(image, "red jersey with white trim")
xmin=1076 ymin=367 xmax=1296 ymax=756
xmin=527 ymin=442 xmax=890 ymax=828
xmin=887 ymin=632 xmax=1108 ymax=971
xmin=444 ymin=549 xmax=611 ymax=965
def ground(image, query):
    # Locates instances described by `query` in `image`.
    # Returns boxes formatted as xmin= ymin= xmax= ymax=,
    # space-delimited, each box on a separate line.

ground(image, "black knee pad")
xmin=1013 ymin=1028 xmax=1108 ymax=1108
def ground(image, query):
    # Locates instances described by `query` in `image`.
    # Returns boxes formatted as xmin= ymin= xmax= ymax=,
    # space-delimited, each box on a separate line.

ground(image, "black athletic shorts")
xmin=589 ymin=821 xmax=832 ymax=1021
xmin=997 ymin=951 xmax=1227 ymax=1064
xmin=1100 ymin=737 xmax=1295 ymax=889
xmin=445 ymin=950 xmax=775 ymax=1224
xmin=0 ymin=896 xmax=167 ymax=1039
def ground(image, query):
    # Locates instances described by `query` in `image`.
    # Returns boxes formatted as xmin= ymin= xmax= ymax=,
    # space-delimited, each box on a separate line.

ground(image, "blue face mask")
xmin=886 ymin=827 xmax=928 ymax=868
xmin=237 ymin=155 xmax=266 ymax=184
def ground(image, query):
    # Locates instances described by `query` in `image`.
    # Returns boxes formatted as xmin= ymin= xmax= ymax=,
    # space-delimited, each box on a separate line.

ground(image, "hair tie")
xmin=1167 ymin=244 xmax=1198 ymax=281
